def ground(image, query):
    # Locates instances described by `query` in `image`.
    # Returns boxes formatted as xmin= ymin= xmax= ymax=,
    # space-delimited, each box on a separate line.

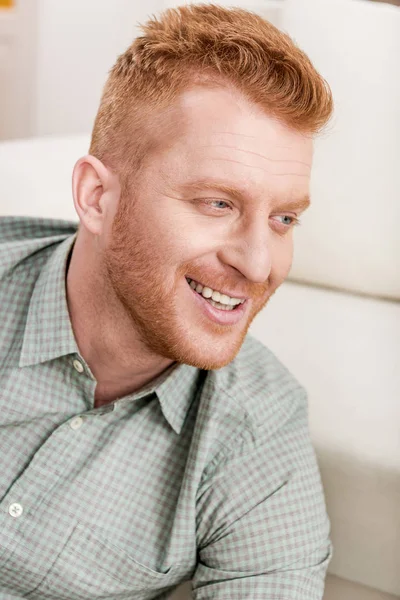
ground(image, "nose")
xmin=217 ymin=218 xmax=272 ymax=283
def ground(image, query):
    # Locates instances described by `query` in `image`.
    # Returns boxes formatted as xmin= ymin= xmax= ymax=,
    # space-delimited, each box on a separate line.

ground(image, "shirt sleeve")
xmin=192 ymin=390 xmax=332 ymax=600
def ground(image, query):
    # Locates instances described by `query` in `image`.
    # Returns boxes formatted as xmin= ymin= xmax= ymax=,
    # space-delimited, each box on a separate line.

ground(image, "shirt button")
xmin=73 ymin=359 xmax=84 ymax=373
xmin=70 ymin=416 xmax=83 ymax=430
xmin=9 ymin=503 xmax=23 ymax=518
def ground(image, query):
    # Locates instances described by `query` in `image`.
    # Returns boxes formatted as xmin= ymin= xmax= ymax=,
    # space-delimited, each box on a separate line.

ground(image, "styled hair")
xmin=89 ymin=3 xmax=333 ymax=184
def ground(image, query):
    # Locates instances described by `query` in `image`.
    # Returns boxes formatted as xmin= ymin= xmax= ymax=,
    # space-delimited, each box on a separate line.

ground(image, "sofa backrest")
xmin=283 ymin=0 xmax=400 ymax=301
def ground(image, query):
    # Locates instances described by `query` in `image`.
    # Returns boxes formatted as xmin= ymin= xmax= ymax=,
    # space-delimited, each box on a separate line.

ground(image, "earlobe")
xmin=72 ymin=155 xmax=110 ymax=236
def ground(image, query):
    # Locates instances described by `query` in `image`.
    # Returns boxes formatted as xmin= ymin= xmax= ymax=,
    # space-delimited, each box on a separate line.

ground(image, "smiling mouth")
xmin=186 ymin=277 xmax=246 ymax=312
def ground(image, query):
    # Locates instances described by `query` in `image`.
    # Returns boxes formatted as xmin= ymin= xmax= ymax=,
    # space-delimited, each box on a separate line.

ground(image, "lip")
xmin=186 ymin=277 xmax=247 ymax=301
xmin=187 ymin=281 xmax=248 ymax=326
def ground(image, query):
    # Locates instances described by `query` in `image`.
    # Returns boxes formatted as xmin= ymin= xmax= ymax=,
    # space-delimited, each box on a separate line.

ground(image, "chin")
xmin=180 ymin=353 xmax=237 ymax=371
xmin=172 ymin=331 xmax=246 ymax=371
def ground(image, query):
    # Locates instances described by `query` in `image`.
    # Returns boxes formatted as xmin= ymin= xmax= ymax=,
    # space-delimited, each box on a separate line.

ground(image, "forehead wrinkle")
xmin=208 ymin=156 xmax=310 ymax=177
xmin=199 ymin=144 xmax=311 ymax=167
xmin=210 ymin=130 xmax=258 ymax=139
xmin=212 ymin=133 xmax=296 ymax=150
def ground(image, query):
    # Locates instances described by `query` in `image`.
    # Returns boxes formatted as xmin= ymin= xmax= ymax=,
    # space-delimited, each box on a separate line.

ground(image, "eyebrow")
xmin=180 ymin=180 xmax=311 ymax=212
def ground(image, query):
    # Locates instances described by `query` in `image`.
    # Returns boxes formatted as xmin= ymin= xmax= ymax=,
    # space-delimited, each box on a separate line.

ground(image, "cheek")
xmin=146 ymin=217 xmax=217 ymax=267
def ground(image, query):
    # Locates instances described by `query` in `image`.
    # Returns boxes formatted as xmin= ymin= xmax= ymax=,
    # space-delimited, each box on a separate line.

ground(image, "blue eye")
xmin=275 ymin=215 xmax=301 ymax=227
xmin=196 ymin=198 xmax=233 ymax=215
xmin=210 ymin=200 xmax=230 ymax=209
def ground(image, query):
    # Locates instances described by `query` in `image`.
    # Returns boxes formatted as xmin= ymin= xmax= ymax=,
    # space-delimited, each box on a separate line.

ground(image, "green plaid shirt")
xmin=0 ymin=216 xmax=331 ymax=600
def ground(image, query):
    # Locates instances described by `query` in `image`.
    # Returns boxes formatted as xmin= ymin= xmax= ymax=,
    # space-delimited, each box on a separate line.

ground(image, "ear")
xmin=72 ymin=155 xmax=119 ymax=236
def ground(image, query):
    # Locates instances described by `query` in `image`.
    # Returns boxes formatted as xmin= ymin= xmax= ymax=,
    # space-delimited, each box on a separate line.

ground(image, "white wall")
xmin=0 ymin=0 xmax=37 ymax=139
xmin=33 ymin=0 xmax=282 ymax=137
xmin=164 ymin=0 xmax=283 ymax=27
xmin=34 ymin=0 xmax=163 ymax=136
xmin=0 ymin=0 xmax=283 ymax=140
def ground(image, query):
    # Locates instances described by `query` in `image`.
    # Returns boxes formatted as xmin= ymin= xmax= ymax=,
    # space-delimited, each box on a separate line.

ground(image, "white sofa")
xmin=0 ymin=133 xmax=399 ymax=600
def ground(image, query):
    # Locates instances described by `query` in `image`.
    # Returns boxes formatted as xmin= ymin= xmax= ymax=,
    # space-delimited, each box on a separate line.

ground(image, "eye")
xmin=272 ymin=215 xmax=301 ymax=227
xmin=197 ymin=198 xmax=233 ymax=213
xmin=209 ymin=200 xmax=231 ymax=210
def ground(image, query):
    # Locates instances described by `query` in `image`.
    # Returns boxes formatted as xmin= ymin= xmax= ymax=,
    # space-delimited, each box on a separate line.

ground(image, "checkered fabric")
xmin=0 ymin=216 xmax=332 ymax=600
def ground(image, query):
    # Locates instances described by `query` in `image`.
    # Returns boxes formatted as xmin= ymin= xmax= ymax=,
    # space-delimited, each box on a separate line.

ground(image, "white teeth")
xmin=208 ymin=299 xmax=233 ymax=311
xmin=187 ymin=278 xmax=244 ymax=306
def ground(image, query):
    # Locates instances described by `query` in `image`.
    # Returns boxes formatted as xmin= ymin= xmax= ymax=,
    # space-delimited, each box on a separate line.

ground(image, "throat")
xmin=94 ymin=381 xmax=139 ymax=408
xmin=94 ymin=385 xmax=120 ymax=408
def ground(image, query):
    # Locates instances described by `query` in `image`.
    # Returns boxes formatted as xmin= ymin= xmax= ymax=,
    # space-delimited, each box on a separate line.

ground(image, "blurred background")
xmin=0 ymin=1 xmax=399 ymax=599
xmin=0 ymin=0 xmax=398 ymax=141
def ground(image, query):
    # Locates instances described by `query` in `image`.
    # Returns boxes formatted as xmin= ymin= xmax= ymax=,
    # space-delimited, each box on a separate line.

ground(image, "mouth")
xmin=186 ymin=277 xmax=246 ymax=310
xmin=185 ymin=277 xmax=248 ymax=326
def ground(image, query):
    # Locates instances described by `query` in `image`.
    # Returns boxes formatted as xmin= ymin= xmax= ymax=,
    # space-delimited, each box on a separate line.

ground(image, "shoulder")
xmin=0 ymin=216 xmax=77 ymax=280
xmin=211 ymin=333 xmax=308 ymax=438
xmin=0 ymin=217 xmax=78 ymax=357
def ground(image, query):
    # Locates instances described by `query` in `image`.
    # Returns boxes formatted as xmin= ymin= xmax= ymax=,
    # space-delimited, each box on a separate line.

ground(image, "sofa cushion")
xmin=282 ymin=0 xmax=400 ymax=300
xmin=250 ymin=281 xmax=400 ymax=596
xmin=0 ymin=135 xmax=87 ymax=221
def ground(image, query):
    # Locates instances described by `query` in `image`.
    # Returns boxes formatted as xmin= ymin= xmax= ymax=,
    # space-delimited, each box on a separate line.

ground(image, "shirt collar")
xmin=154 ymin=362 xmax=204 ymax=435
xmin=111 ymin=361 xmax=203 ymax=435
xmin=19 ymin=233 xmax=80 ymax=367
xmin=19 ymin=232 xmax=203 ymax=435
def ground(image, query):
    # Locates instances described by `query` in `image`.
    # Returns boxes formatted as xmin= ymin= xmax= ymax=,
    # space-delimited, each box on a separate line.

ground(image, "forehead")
xmin=156 ymin=85 xmax=313 ymax=201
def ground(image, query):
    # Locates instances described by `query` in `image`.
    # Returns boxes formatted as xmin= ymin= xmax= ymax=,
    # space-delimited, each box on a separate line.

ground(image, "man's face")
xmin=104 ymin=86 xmax=313 ymax=369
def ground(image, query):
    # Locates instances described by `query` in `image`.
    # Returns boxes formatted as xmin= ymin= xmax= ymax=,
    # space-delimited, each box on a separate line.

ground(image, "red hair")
xmin=90 ymin=3 xmax=333 ymax=183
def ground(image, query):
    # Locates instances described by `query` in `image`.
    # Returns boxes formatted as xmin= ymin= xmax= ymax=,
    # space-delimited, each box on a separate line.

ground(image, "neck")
xmin=66 ymin=233 xmax=174 ymax=405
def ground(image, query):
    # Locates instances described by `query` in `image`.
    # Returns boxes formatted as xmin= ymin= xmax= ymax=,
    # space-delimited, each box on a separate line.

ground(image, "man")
xmin=0 ymin=4 xmax=334 ymax=599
